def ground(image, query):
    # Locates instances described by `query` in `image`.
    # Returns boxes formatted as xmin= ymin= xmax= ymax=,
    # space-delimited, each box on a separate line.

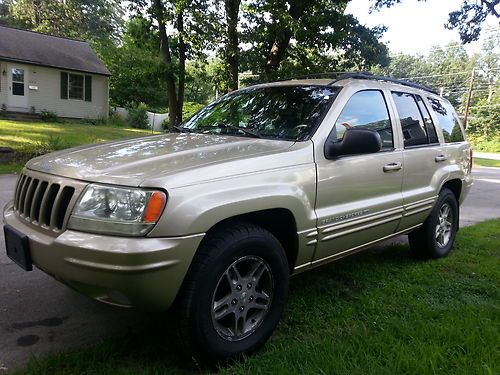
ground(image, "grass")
xmin=14 ymin=220 xmax=500 ymax=375
xmin=474 ymin=158 xmax=500 ymax=168
xmin=0 ymin=120 xmax=157 ymax=173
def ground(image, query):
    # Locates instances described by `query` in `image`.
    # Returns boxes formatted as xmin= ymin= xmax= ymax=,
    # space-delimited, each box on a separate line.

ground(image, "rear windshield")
xmin=181 ymin=86 xmax=338 ymax=141
xmin=427 ymin=97 xmax=465 ymax=143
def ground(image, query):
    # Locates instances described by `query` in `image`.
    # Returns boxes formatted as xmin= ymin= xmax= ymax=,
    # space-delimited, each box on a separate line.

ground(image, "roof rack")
xmin=329 ymin=72 xmax=439 ymax=95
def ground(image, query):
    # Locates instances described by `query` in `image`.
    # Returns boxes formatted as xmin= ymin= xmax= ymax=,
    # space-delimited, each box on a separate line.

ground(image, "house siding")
xmin=0 ymin=60 xmax=109 ymax=119
xmin=0 ymin=61 xmax=7 ymax=109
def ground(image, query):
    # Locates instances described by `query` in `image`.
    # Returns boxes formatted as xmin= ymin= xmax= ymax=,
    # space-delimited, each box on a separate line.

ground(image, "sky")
xmin=345 ymin=0 xmax=499 ymax=56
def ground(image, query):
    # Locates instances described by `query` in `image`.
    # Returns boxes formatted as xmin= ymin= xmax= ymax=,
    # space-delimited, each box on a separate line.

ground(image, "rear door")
xmin=313 ymin=89 xmax=404 ymax=264
xmin=389 ymin=91 xmax=447 ymax=231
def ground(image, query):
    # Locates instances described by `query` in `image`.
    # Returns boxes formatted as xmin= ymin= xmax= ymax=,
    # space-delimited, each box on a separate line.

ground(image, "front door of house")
xmin=7 ymin=65 xmax=28 ymax=109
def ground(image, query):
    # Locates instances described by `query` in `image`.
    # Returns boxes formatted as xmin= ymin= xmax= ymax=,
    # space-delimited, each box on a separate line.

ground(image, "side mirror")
xmin=325 ymin=128 xmax=382 ymax=159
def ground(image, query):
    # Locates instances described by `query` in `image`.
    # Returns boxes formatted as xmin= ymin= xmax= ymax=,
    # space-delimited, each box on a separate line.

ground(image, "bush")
xmin=40 ymin=109 xmax=59 ymax=122
xmin=107 ymin=112 xmax=127 ymax=127
xmin=183 ymin=101 xmax=205 ymax=119
xmin=127 ymin=103 xmax=149 ymax=129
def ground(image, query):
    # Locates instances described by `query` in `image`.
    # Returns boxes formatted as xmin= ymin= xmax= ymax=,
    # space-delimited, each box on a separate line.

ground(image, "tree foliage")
xmin=240 ymin=0 xmax=389 ymax=81
xmin=371 ymin=0 xmax=499 ymax=43
xmin=3 ymin=0 xmax=124 ymax=43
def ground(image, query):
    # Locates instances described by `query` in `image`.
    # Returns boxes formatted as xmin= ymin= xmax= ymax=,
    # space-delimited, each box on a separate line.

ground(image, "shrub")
xmin=161 ymin=118 xmax=170 ymax=131
xmin=40 ymin=109 xmax=59 ymax=122
xmin=183 ymin=101 xmax=205 ymax=119
xmin=127 ymin=103 xmax=149 ymax=129
xmin=84 ymin=117 xmax=108 ymax=126
xmin=108 ymin=112 xmax=127 ymax=127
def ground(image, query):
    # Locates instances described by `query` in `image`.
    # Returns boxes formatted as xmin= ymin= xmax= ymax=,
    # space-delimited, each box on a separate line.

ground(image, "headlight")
xmin=67 ymin=184 xmax=166 ymax=236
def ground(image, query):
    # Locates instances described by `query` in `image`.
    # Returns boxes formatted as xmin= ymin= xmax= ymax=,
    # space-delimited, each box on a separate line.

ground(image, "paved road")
xmin=1 ymin=168 xmax=500 ymax=372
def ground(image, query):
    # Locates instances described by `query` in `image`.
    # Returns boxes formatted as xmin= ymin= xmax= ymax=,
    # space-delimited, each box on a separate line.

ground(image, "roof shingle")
xmin=0 ymin=25 xmax=110 ymax=76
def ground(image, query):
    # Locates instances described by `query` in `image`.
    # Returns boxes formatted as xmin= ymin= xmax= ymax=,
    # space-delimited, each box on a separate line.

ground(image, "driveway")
xmin=1 ymin=168 xmax=500 ymax=372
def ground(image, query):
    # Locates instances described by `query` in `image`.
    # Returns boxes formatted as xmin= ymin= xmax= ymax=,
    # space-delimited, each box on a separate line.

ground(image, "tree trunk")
xmin=264 ymin=30 xmax=292 ymax=80
xmin=153 ymin=0 xmax=179 ymax=127
xmin=176 ymin=10 xmax=186 ymax=124
xmin=33 ymin=0 xmax=42 ymax=26
xmin=225 ymin=0 xmax=241 ymax=91
xmin=264 ymin=1 xmax=308 ymax=80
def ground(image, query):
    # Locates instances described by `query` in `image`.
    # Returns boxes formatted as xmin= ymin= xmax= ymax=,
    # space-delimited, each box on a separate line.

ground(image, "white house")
xmin=0 ymin=25 xmax=110 ymax=119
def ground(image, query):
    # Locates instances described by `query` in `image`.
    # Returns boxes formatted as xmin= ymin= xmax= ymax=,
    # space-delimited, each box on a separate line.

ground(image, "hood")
xmin=26 ymin=133 xmax=295 ymax=186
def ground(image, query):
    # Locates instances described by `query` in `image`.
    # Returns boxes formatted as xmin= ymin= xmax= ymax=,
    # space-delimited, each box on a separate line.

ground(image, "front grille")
xmin=13 ymin=172 xmax=76 ymax=231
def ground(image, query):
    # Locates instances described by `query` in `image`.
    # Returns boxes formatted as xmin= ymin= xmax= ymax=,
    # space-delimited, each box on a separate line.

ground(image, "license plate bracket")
xmin=4 ymin=224 xmax=32 ymax=271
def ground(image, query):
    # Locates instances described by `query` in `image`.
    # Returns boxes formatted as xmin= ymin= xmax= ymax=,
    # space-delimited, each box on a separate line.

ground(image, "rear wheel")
xmin=174 ymin=223 xmax=289 ymax=363
xmin=408 ymin=188 xmax=459 ymax=259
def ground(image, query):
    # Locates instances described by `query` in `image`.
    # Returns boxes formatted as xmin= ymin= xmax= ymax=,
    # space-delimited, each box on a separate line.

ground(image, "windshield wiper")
xmin=201 ymin=124 xmax=262 ymax=138
xmin=171 ymin=126 xmax=192 ymax=133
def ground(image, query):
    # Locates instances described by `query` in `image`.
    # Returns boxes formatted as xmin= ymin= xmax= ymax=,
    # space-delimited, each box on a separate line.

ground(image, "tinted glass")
xmin=12 ymin=82 xmax=24 ymax=96
xmin=12 ymin=68 xmax=24 ymax=83
xmin=392 ymin=92 xmax=428 ymax=147
xmin=334 ymin=90 xmax=393 ymax=148
xmin=428 ymin=97 xmax=465 ymax=142
xmin=415 ymin=95 xmax=439 ymax=143
xmin=182 ymin=86 xmax=337 ymax=141
xmin=69 ymin=74 xmax=84 ymax=100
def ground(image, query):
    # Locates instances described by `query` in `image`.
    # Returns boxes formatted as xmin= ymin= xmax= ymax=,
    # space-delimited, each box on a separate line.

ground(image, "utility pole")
xmin=463 ymin=68 xmax=475 ymax=129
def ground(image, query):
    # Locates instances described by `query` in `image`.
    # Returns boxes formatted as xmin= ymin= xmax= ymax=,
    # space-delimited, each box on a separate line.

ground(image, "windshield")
xmin=180 ymin=85 xmax=338 ymax=141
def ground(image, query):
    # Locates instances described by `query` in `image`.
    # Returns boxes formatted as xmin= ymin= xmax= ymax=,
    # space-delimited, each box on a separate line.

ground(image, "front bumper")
xmin=3 ymin=201 xmax=204 ymax=311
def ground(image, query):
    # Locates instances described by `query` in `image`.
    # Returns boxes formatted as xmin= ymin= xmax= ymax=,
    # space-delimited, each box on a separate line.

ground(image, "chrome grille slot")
xmin=18 ymin=176 xmax=31 ymax=215
xmin=31 ymin=180 xmax=48 ymax=221
xmin=12 ymin=172 xmax=78 ymax=231
xmin=23 ymin=178 xmax=39 ymax=216
xmin=41 ymin=184 xmax=60 ymax=227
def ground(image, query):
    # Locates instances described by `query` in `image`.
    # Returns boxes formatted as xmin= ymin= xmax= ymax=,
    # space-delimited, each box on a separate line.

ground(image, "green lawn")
xmin=0 ymin=120 xmax=156 ymax=173
xmin=15 ymin=220 xmax=500 ymax=375
xmin=474 ymin=158 xmax=500 ymax=168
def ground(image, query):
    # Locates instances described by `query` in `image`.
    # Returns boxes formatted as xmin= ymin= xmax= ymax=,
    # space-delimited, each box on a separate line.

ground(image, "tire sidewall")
xmin=427 ymin=189 xmax=459 ymax=258
xmin=190 ymin=230 xmax=289 ymax=360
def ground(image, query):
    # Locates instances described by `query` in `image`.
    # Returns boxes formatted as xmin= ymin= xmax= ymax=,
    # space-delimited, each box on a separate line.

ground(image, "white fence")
xmin=113 ymin=107 xmax=168 ymax=131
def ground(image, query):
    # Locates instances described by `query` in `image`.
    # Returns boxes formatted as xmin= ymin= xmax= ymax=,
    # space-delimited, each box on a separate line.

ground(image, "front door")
xmin=313 ymin=89 xmax=404 ymax=264
xmin=7 ymin=65 xmax=28 ymax=109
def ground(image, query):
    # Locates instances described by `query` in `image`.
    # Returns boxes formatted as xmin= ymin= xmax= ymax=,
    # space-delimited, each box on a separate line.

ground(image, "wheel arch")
xmin=199 ymin=208 xmax=299 ymax=274
xmin=441 ymin=178 xmax=462 ymax=203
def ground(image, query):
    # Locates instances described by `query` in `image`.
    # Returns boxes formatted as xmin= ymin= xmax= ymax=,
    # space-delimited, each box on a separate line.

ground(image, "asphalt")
xmin=1 ymin=168 xmax=500 ymax=372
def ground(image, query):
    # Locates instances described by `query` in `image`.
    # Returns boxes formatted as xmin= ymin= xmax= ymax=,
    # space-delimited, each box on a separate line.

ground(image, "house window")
xmin=60 ymin=72 xmax=92 ymax=102
xmin=68 ymin=74 xmax=84 ymax=99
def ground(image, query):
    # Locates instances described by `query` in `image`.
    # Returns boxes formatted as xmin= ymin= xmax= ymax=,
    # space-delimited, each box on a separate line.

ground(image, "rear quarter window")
xmin=427 ymin=97 xmax=465 ymax=143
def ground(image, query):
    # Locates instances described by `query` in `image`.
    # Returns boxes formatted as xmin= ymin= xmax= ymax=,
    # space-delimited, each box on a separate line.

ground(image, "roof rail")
xmin=329 ymin=72 xmax=439 ymax=95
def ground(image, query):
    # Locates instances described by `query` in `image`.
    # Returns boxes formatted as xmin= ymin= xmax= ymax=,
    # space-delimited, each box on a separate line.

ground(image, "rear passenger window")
xmin=391 ymin=92 xmax=428 ymax=147
xmin=334 ymin=90 xmax=393 ymax=149
xmin=415 ymin=95 xmax=439 ymax=144
xmin=427 ymin=97 xmax=465 ymax=143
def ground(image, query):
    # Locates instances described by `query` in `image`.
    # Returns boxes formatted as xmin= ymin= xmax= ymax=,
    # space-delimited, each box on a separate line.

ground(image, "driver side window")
xmin=334 ymin=90 xmax=393 ymax=149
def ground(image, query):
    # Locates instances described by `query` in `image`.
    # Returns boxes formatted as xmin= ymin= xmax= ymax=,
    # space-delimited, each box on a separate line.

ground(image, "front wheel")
xmin=408 ymin=188 xmax=459 ymax=259
xmin=174 ymin=223 xmax=289 ymax=363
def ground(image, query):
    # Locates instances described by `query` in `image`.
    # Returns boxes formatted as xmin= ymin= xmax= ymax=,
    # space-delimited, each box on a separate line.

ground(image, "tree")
xmin=5 ymin=0 xmax=124 ymax=43
xmin=224 ymin=0 xmax=241 ymax=91
xmin=105 ymin=17 xmax=169 ymax=108
xmin=129 ymin=0 xmax=211 ymax=126
xmin=238 ymin=0 xmax=389 ymax=81
xmin=371 ymin=0 xmax=499 ymax=43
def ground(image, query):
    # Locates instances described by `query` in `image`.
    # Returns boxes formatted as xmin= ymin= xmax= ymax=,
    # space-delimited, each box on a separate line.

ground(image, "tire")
xmin=174 ymin=222 xmax=289 ymax=363
xmin=408 ymin=188 xmax=459 ymax=259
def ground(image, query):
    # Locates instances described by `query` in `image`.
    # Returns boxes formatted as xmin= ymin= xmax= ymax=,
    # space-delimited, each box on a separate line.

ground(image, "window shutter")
xmin=60 ymin=72 xmax=68 ymax=99
xmin=84 ymin=75 xmax=92 ymax=102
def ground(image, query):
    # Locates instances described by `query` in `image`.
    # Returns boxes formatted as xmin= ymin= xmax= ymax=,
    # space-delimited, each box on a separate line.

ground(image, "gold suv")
xmin=3 ymin=73 xmax=473 ymax=362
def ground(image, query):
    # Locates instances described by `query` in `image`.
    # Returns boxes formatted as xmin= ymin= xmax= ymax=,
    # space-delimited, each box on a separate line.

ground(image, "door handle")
xmin=435 ymin=154 xmax=447 ymax=162
xmin=383 ymin=162 xmax=402 ymax=172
